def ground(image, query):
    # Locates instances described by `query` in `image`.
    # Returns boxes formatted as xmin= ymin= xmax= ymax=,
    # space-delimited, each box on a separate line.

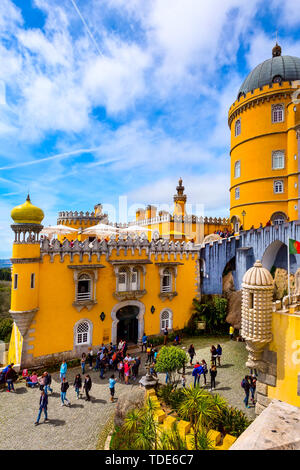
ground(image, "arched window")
xmin=77 ymin=274 xmax=92 ymax=301
xmin=274 ymin=180 xmax=284 ymax=194
xmin=235 ymin=119 xmax=241 ymax=137
xmin=76 ymin=321 xmax=90 ymax=345
xmin=160 ymin=309 xmax=172 ymax=330
xmin=271 ymin=211 xmax=287 ymax=225
xmin=272 ymin=104 xmax=284 ymax=123
xmin=162 ymin=269 xmax=172 ymax=293
xmin=118 ymin=267 xmax=128 ymax=292
xmin=272 ymin=150 xmax=284 ymax=170
xmin=234 ymin=161 xmax=241 ymax=178
xmin=235 ymin=187 xmax=240 ymax=200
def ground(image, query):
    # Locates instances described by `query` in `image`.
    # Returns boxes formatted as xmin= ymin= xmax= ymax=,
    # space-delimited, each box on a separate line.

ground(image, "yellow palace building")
xmin=229 ymin=43 xmax=300 ymax=231
xmin=7 ymin=183 xmax=214 ymax=368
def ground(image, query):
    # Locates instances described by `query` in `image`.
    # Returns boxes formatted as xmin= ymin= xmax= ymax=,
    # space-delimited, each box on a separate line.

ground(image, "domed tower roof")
xmin=242 ymin=260 xmax=273 ymax=287
xmin=11 ymin=195 xmax=44 ymax=224
xmin=238 ymin=44 xmax=300 ymax=97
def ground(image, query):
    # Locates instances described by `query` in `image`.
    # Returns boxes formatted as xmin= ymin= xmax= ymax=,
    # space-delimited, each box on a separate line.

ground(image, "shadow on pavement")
xmin=47 ymin=419 xmax=66 ymax=427
xmin=14 ymin=387 xmax=28 ymax=394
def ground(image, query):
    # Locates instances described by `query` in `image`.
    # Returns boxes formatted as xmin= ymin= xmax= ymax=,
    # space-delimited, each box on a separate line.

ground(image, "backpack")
xmin=241 ymin=379 xmax=247 ymax=389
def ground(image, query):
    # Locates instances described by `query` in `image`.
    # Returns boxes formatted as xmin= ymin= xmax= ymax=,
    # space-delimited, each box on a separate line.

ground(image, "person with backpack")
xmin=73 ymin=374 xmax=82 ymax=399
xmin=35 ymin=390 xmax=49 ymax=426
xmin=44 ymin=372 xmax=53 ymax=394
xmin=188 ymin=344 xmax=196 ymax=366
xmin=201 ymin=359 xmax=208 ymax=385
xmin=192 ymin=362 xmax=203 ymax=387
xmin=241 ymin=375 xmax=251 ymax=408
xmin=216 ymin=344 xmax=222 ymax=367
xmin=209 ymin=364 xmax=217 ymax=391
xmin=60 ymin=377 xmax=71 ymax=406
xmin=83 ymin=374 xmax=92 ymax=401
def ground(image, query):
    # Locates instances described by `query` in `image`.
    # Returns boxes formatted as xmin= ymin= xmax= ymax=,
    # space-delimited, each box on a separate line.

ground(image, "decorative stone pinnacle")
xmin=272 ymin=42 xmax=281 ymax=58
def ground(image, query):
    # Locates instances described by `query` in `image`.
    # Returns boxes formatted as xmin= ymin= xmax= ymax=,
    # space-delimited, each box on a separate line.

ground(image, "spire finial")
xmin=26 ymin=193 xmax=31 ymax=202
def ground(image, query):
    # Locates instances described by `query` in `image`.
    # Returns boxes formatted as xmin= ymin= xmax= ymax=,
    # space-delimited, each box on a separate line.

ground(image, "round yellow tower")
xmin=9 ymin=195 xmax=44 ymax=367
xmin=229 ymin=44 xmax=300 ymax=230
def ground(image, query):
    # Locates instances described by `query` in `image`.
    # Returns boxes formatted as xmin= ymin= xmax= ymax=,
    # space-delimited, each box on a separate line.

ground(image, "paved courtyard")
xmin=0 ymin=336 xmax=255 ymax=450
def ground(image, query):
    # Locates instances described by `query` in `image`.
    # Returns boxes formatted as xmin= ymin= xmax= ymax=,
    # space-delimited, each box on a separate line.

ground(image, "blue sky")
xmin=0 ymin=0 xmax=300 ymax=256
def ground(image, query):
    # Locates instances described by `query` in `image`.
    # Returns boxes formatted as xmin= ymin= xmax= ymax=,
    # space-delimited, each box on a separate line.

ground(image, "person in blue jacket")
xmin=35 ymin=390 xmax=49 ymax=425
xmin=192 ymin=363 xmax=203 ymax=387
xmin=60 ymin=360 xmax=67 ymax=382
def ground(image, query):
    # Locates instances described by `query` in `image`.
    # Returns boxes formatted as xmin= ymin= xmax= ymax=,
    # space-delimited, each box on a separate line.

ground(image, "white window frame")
xmin=76 ymin=321 xmax=90 ymax=345
xmin=235 ymin=118 xmax=241 ymax=137
xmin=160 ymin=309 xmax=173 ymax=331
xmin=161 ymin=268 xmax=172 ymax=293
xmin=235 ymin=187 xmax=240 ymax=200
xmin=118 ymin=267 xmax=128 ymax=292
xmin=234 ymin=160 xmax=241 ymax=178
xmin=272 ymin=104 xmax=284 ymax=123
xmin=30 ymin=273 xmax=35 ymax=289
xmin=130 ymin=268 xmax=139 ymax=291
xmin=13 ymin=273 xmax=18 ymax=290
xmin=272 ymin=150 xmax=285 ymax=170
xmin=274 ymin=180 xmax=284 ymax=194
xmin=77 ymin=273 xmax=92 ymax=301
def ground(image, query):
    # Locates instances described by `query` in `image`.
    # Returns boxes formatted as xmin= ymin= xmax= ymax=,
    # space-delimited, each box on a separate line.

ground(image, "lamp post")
xmin=241 ymin=210 xmax=246 ymax=229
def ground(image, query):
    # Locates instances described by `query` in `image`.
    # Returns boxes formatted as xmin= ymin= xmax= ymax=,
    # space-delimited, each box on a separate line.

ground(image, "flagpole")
xmin=288 ymin=237 xmax=291 ymax=301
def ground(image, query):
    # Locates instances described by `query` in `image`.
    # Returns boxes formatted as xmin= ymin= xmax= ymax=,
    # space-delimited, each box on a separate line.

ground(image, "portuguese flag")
xmin=289 ymin=238 xmax=300 ymax=254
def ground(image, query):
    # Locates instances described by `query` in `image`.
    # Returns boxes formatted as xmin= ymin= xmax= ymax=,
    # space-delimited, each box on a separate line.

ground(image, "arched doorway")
xmin=116 ymin=305 xmax=139 ymax=344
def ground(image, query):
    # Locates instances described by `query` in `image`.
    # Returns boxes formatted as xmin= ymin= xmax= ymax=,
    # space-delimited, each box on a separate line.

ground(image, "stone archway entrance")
xmin=116 ymin=306 xmax=139 ymax=344
xmin=111 ymin=300 xmax=145 ymax=346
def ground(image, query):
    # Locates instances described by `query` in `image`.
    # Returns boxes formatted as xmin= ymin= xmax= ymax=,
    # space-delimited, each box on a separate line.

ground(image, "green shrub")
xmin=0 ymin=317 xmax=13 ymax=342
xmin=155 ymin=346 xmax=187 ymax=384
xmin=211 ymin=405 xmax=252 ymax=437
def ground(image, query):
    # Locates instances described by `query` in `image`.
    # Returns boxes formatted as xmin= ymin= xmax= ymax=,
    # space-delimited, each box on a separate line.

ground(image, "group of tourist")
xmin=214 ymin=229 xmax=235 ymax=238
xmin=185 ymin=344 xmax=222 ymax=391
xmin=2 ymin=335 xmax=256 ymax=425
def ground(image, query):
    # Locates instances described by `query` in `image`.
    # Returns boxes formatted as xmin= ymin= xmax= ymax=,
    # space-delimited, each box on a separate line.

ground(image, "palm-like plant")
xmin=178 ymin=386 xmax=219 ymax=449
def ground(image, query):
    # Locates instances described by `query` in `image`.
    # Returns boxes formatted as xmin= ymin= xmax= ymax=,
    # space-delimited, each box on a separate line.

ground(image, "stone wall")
xmin=255 ymin=348 xmax=277 ymax=415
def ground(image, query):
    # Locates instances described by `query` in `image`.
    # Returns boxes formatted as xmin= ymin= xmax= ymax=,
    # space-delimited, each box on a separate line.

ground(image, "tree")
xmin=155 ymin=346 xmax=187 ymax=384
xmin=0 ymin=318 xmax=13 ymax=342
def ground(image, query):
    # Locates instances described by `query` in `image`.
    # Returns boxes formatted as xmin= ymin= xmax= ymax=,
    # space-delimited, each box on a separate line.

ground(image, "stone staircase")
xmin=146 ymin=389 xmax=237 ymax=450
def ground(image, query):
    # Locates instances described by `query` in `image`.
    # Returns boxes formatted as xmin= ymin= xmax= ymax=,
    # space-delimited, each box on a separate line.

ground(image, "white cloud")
xmin=127 ymin=173 xmax=229 ymax=217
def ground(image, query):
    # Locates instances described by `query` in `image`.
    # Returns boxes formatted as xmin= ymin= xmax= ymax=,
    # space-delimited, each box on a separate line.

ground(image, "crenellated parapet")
xmin=57 ymin=210 xmax=108 ymax=226
xmin=40 ymin=235 xmax=198 ymax=263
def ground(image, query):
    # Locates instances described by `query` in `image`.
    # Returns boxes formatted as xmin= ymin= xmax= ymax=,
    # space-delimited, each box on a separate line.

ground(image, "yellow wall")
xmin=267 ymin=310 xmax=300 ymax=407
xmin=229 ymin=82 xmax=300 ymax=229
xmin=19 ymin=250 xmax=197 ymax=360
xmin=7 ymin=323 xmax=23 ymax=366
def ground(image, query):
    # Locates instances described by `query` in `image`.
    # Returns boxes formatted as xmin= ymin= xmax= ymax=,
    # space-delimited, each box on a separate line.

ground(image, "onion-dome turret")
xmin=11 ymin=195 xmax=44 ymax=225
